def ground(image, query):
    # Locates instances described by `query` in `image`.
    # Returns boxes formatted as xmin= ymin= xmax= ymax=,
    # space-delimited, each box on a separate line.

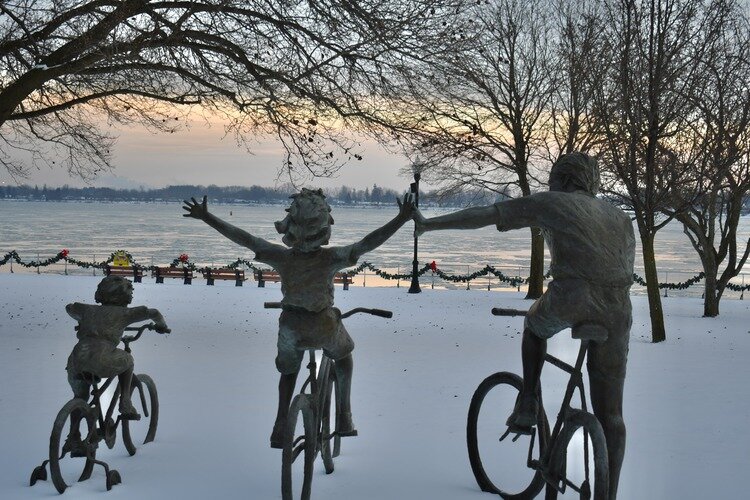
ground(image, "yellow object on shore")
xmin=112 ymin=251 xmax=130 ymax=267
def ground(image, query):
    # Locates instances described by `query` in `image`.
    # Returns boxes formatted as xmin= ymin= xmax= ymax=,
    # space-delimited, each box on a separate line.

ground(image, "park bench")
xmin=254 ymin=269 xmax=352 ymax=290
xmin=254 ymin=269 xmax=280 ymax=288
xmin=152 ymin=266 xmax=193 ymax=285
xmin=334 ymin=273 xmax=353 ymax=290
xmin=105 ymin=265 xmax=143 ymax=283
xmin=202 ymin=267 xmax=246 ymax=286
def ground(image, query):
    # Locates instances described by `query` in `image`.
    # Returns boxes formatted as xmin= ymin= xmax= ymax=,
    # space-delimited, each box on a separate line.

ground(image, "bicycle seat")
xmin=572 ymin=323 xmax=608 ymax=342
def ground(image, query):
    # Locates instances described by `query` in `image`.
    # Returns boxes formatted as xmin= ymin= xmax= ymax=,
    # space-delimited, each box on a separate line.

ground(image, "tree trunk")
xmin=701 ymin=247 xmax=719 ymax=318
xmin=641 ymin=232 xmax=666 ymax=342
xmin=525 ymin=227 xmax=545 ymax=299
xmin=703 ymin=268 xmax=720 ymax=317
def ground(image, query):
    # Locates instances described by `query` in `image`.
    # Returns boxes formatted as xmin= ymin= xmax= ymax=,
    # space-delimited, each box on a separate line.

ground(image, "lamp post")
xmin=408 ymin=172 xmax=422 ymax=294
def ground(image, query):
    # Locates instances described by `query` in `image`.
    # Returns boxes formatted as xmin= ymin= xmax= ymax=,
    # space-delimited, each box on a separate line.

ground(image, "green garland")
xmin=226 ymin=258 xmax=262 ymax=272
xmin=631 ymin=272 xmax=720 ymax=290
xmin=3 ymin=250 xmax=750 ymax=292
xmin=0 ymin=250 xmax=68 ymax=268
xmin=727 ymin=281 xmax=750 ymax=292
xmin=342 ymin=262 xmax=431 ymax=280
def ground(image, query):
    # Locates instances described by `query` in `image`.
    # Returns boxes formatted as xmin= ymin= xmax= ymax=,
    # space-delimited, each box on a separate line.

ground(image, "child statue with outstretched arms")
xmin=183 ymin=188 xmax=414 ymax=448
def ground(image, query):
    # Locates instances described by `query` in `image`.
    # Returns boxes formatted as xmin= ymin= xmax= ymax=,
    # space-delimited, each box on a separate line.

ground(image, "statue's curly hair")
xmin=275 ymin=188 xmax=334 ymax=250
xmin=549 ymin=152 xmax=600 ymax=195
xmin=94 ymin=276 xmax=133 ymax=306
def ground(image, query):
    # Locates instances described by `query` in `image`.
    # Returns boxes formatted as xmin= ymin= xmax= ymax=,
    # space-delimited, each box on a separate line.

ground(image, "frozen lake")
xmin=1 ymin=200 xmax=748 ymax=295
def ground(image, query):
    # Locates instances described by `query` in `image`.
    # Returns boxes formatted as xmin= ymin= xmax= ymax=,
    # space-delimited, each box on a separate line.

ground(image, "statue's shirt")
xmin=494 ymin=191 xmax=635 ymax=287
xmin=65 ymin=303 xmax=145 ymax=377
xmin=67 ymin=303 xmax=149 ymax=346
xmin=254 ymin=245 xmax=358 ymax=312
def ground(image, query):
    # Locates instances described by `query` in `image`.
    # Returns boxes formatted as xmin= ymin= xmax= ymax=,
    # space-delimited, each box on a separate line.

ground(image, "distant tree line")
xmin=0 ymin=183 xmax=502 ymax=207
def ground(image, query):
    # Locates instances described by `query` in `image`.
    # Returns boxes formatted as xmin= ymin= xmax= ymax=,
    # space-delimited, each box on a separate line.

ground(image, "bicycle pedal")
xmin=508 ymin=423 xmax=534 ymax=436
xmin=499 ymin=424 xmax=534 ymax=443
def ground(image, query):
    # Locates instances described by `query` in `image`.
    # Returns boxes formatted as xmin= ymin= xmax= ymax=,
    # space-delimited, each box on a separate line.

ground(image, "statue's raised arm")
xmin=345 ymin=192 xmax=415 ymax=262
xmin=182 ymin=195 xmax=279 ymax=258
xmin=413 ymin=204 xmax=499 ymax=237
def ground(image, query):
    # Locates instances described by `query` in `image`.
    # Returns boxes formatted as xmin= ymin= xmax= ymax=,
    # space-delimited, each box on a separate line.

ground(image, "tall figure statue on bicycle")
xmin=414 ymin=152 xmax=634 ymax=498
xmin=183 ymin=188 xmax=414 ymax=448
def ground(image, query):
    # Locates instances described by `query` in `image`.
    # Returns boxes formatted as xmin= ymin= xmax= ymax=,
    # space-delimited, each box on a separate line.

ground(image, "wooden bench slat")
xmin=105 ymin=265 xmax=143 ymax=283
xmin=253 ymin=269 xmax=352 ymax=290
xmin=202 ymin=268 xmax=246 ymax=286
xmin=152 ymin=266 xmax=193 ymax=285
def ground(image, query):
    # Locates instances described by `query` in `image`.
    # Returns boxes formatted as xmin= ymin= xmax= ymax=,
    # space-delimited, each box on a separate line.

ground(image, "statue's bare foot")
xmin=270 ymin=420 xmax=284 ymax=449
xmin=119 ymin=401 xmax=141 ymax=421
xmin=336 ymin=412 xmax=358 ymax=437
xmin=506 ymin=393 xmax=538 ymax=429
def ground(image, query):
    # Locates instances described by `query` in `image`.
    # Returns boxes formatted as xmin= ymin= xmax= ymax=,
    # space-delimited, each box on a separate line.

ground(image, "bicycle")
xmin=264 ymin=301 xmax=392 ymax=500
xmin=466 ymin=308 xmax=609 ymax=500
xmin=30 ymin=323 xmax=165 ymax=494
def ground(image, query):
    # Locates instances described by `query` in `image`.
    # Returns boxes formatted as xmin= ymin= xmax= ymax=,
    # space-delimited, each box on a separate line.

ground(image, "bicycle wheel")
xmin=320 ymin=361 xmax=340 ymax=473
xmin=122 ymin=374 xmax=159 ymax=456
xmin=467 ymin=372 xmax=549 ymax=499
xmin=49 ymin=398 xmax=97 ymax=494
xmin=546 ymin=409 xmax=608 ymax=500
xmin=282 ymin=394 xmax=317 ymax=500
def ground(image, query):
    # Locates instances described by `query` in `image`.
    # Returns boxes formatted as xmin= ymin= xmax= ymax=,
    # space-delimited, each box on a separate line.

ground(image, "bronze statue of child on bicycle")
xmin=183 ymin=188 xmax=415 ymax=448
xmin=415 ymin=152 xmax=635 ymax=499
xmin=65 ymin=276 xmax=170 ymax=436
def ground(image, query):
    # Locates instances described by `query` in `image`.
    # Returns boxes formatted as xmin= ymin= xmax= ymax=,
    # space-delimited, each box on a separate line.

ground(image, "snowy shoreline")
xmin=1 ymin=274 xmax=748 ymax=499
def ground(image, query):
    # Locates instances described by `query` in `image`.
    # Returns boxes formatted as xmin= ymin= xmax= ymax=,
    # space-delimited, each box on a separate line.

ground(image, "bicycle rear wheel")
xmin=546 ymin=409 xmax=608 ymax=500
xmin=122 ymin=374 xmax=159 ymax=456
xmin=49 ymin=398 xmax=97 ymax=494
xmin=467 ymin=372 xmax=549 ymax=499
xmin=282 ymin=394 xmax=317 ymax=500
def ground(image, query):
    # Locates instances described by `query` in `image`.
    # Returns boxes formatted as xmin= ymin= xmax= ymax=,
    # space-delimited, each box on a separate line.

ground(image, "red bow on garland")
xmin=429 ymin=260 xmax=437 ymax=272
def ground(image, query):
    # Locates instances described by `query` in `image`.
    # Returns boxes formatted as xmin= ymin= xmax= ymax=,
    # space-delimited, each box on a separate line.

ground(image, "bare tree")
xmin=590 ymin=0 xmax=714 ymax=342
xmin=545 ymin=0 xmax=606 ymax=160
xmin=381 ymin=0 xmax=557 ymax=299
xmin=0 ymin=0 xmax=460 ymax=182
xmin=665 ymin=1 xmax=750 ymax=316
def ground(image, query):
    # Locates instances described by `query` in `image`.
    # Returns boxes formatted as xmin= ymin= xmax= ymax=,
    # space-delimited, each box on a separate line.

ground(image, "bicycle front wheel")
xmin=122 ymin=373 xmax=159 ymax=456
xmin=467 ymin=372 xmax=549 ymax=499
xmin=546 ymin=409 xmax=608 ymax=500
xmin=282 ymin=394 xmax=317 ymax=500
xmin=49 ymin=398 xmax=97 ymax=494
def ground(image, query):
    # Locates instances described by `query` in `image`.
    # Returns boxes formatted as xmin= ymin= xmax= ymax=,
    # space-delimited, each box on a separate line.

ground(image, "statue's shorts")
xmin=276 ymin=306 xmax=355 ymax=375
xmin=525 ymin=278 xmax=632 ymax=380
xmin=66 ymin=338 xmax=134 ymax=398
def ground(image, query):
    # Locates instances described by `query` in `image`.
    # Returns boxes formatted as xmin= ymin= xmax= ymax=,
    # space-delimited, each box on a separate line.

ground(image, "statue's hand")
xmin=182 ymin=195 xmax=208 ymax=220
xmin=413 ymin=208 xmax=428 ymax=238
xmin=396 ymin=192 xmax=415 ymax=221
xmin=154 ymin=323 xmax=171 ymax=334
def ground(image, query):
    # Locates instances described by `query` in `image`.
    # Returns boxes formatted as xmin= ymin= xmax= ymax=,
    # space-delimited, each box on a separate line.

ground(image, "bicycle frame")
xmin=85 ymin=324 xmax=153 ymax=436
xmin=30 ymin=322 xmax=160 ymax=493
xmin=538 ymin=340 xmax=592 ymax=495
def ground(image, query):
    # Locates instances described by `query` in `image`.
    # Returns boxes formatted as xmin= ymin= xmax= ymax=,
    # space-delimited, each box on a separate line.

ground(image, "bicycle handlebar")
xmin=121 ymin=323 xmax=169 ymax=344
xmin=491 ymin=307 xmax=528 ymax=317
xmin=263 ymin=302 xmax=392 ymax=319
xmin=340 ymin=308 xmax=393 ymax=319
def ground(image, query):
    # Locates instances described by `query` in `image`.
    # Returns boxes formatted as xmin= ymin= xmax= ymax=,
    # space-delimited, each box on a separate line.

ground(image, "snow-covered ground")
xmin=1 ymin=274 xmax=748 ymax=499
